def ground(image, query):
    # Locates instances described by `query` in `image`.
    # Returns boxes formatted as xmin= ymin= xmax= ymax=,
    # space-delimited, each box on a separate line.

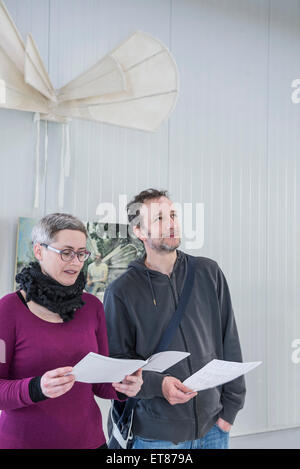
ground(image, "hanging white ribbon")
xmin=58 ymin=123 xmax=65 ymax=208
xmin=33 ymin=116 xmax=71 ymax=210
xmin=58 ymin=120 xmax=72 ymax=208
xmin=64 ymin=122 xmax=71 ymax=177
xmin=44 ymin=120 xmax=48 ymax=179
xmin=33 ymin=112 xmax=40 ymax=209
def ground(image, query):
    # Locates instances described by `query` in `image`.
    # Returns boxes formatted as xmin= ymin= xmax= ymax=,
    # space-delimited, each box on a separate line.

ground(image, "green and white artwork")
xmin=15 ymin=217 xmax=144 ymax=301
xmin=84 ymin=221 xmax=144 ymax=301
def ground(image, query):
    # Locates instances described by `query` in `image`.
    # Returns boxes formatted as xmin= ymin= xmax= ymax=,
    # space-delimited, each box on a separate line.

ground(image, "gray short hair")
xmin=31 ymin=213 xmax=87 ymax=246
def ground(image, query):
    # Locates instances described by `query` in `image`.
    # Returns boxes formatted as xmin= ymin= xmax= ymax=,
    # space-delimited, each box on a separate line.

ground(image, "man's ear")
xmin=33 ymin=243 xmax=43 ymax=262
xmin=133 ymin=225 xmax=146 ymax=243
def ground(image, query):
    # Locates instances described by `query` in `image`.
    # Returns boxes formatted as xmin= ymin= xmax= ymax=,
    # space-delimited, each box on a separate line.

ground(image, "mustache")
xmin=147 ymin=231 xmax=181 ymax=238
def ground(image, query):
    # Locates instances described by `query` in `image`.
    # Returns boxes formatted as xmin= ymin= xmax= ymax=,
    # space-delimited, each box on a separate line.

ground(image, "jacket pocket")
xmin=138 ymin=394 xmax=195 ymax=421
xmin=214 ymin=423 xmax=230 ymax=434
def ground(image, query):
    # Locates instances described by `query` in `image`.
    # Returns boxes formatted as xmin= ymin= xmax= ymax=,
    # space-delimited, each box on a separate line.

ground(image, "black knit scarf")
xmin=15 ymin=262 xmax=86 ymax=322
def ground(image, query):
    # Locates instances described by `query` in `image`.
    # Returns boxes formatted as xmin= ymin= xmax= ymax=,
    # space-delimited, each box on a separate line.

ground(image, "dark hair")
xmin=127 ymin=188 xmax=169 ymax=227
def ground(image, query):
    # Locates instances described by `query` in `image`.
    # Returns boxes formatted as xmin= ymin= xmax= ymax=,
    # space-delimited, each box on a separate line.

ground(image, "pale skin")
xmin=133 ymin=196 xmax=231 ymax=433
xmin=21 ymin=229 xmax=142 ymax=399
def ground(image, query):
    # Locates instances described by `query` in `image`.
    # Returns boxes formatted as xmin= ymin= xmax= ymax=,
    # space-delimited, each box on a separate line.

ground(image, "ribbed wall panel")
xmin=266 ymin=0 xmax=300 ymax=429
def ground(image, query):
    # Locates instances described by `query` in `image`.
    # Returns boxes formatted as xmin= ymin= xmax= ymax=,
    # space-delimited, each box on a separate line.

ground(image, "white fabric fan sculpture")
xmin=0 ymin=0 xmax=179 ymax=207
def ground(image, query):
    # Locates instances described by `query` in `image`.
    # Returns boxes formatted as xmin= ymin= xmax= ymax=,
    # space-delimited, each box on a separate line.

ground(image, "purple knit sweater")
xmin=0 ymin=291 xmax=120 ymax=449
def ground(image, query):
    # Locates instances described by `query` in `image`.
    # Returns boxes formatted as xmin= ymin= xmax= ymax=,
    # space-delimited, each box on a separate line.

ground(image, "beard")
xmin=147 ymin=236 xmax=181 ymax=252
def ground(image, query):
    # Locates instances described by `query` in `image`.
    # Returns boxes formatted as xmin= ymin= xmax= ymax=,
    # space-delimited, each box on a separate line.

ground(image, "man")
xmin=104 ymin=188 xmax=246 ymax=449
xmin=86 ymin=253 xmax=108 ymax=296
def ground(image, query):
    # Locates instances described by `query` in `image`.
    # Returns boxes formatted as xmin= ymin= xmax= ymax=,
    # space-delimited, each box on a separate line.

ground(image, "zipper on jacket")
xmin=168 ymin=277 xmax=199 ymax=441
xmin=179 ymin=325 xmax=199 ymax=441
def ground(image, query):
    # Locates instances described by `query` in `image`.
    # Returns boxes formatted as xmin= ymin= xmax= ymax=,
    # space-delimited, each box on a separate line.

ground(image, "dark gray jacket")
xmin=103 ymin=250 xmax=246 ymax=443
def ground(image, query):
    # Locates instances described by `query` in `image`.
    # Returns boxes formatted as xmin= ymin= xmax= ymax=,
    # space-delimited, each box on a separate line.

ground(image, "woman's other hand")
xmin=112 ymin=368 xmax=143 ymax=397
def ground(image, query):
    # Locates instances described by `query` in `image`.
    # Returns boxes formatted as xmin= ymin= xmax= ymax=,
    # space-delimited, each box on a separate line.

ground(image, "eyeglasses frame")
xmin=40 ymin=243 xmax=91 ymax=263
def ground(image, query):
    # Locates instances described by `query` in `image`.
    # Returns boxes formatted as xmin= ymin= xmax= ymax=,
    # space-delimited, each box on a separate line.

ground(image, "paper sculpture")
xmin=0 ymin=0 xmax=179 ymax=207
xmin=0 ymin=1 xmax=178 ymax=129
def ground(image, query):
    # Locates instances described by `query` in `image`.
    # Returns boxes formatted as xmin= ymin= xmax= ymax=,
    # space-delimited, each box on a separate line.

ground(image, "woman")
xmin=0 ymin=213 xmax=142 ymax=449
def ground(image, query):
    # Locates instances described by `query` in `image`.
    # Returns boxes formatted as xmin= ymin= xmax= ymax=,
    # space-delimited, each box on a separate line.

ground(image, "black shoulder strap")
xmin=155 ymin=255 xmax=196 ymax=353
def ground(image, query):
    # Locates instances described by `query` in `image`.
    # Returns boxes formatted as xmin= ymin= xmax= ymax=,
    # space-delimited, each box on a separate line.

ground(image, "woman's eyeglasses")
xmin=40 ymin=243 xmax=91 ymax=262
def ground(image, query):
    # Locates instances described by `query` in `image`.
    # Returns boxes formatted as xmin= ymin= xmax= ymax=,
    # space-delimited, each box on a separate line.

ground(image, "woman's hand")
xmin=40 ymin=367 xmax=75 ymax=398
xmin=112 ymin=368 xmax=143 ymax=397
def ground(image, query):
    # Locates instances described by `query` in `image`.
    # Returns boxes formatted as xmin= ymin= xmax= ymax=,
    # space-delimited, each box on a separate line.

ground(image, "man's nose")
xmin=164 ymin=215 xmax=175 ymax=233
xmin=169 ymin=215 xmax=181 ymax=235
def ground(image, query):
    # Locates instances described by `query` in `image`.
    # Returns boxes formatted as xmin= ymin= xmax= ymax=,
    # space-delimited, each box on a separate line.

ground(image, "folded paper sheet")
xmin=0 ymin=0 xmax=179 ymax=131
xmin=183 ymin=359 xmax=262 ymax=392
xmin=71 ymin=351 xmax=190 ymax=383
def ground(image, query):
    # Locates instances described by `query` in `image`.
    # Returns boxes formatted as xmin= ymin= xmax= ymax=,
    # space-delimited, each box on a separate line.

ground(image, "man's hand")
xmin=216 ymin=417 xmax=232 ymax=433
xmin=162 ymin=376 xmax=197 ymax=405
xmin=112 ymin=368 xmax=143 ymax=397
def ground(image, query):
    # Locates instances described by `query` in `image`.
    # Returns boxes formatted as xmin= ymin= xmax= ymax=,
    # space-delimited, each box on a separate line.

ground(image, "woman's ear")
xmin=33 ymin=243 xmax=43 ymax=262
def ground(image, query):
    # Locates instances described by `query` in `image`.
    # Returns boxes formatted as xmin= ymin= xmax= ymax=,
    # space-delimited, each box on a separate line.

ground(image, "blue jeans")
xmin=132 ymin=424 xmax=229 ymax=449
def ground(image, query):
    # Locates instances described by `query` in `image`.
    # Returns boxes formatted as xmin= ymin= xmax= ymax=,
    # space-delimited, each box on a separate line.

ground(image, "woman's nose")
xmin=71 ymin=254 xmax=82 ymax=266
